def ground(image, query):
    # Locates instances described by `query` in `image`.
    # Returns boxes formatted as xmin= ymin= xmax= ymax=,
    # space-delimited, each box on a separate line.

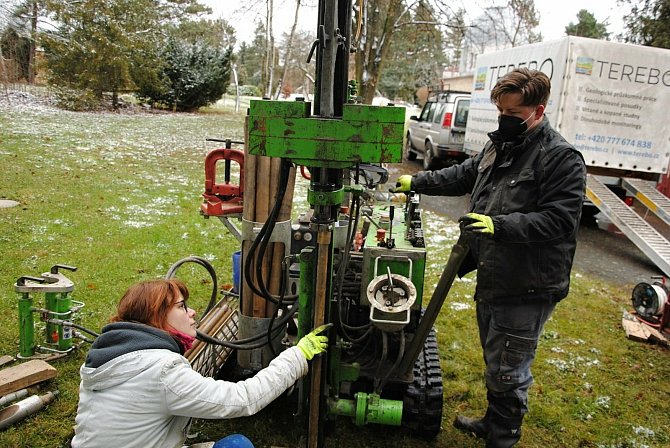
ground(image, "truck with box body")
xmin=463 ymin=36 xmax=670 ymax=276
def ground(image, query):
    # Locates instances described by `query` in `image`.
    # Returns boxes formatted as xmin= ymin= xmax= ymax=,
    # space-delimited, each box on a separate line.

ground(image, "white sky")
xmin=203 ymin=0 xmax=627 ymax=46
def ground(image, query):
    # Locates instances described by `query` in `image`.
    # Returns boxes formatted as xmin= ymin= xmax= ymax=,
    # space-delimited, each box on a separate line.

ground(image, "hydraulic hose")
xmin=196 ymin=301 xmax=299 ymax=350
xmin=165 ymin=253 xmax=299 ymax=351
xmin=46 ymin=319 xmax=100 ymax=338
xmin=164 ymin=256 xmax=219 ymax=316
xmin=266 ymin=255 xmax=294 ymax=356
xmin=244 ymin=159 xmax=298 ymax=304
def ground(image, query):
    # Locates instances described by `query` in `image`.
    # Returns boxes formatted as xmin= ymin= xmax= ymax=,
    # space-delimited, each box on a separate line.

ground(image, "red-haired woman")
xmin=71 ymin=279 xmax=328 ymax=448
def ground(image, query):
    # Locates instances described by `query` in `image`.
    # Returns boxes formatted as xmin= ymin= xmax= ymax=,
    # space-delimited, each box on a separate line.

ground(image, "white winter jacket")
xmin=72 ymin=323 xmax=307 ymax=448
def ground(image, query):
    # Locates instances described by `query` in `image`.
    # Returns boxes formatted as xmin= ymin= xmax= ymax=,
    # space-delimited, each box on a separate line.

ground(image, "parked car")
xmin=405 ymin=90 xmax=470 ymax=170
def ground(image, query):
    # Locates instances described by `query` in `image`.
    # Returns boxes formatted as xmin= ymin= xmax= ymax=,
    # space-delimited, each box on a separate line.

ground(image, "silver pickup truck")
xmin=405 ymin=90 xmax=470 ymax=170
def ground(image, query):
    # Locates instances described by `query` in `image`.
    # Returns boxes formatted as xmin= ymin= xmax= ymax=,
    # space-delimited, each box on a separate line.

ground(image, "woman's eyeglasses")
xmin=174 ymin=300 xmax=188 ymax=312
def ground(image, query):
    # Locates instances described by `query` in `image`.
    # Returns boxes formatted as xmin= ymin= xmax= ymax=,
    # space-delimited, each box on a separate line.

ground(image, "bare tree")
xmin=264 ymin=0 xmax=274 ymax=97
xmin=353 ymin=0 xmax=405 ymax=104
xmin=274 ymin=0 xmax=304 ymax=99
xmin=478 ymin=0 xmax=541 ymax=48
xmin=230 ymin=1 xmax=278 ymax=96
xmin=352 ymin=0 xmax=471 ymax=104
xmin=458 ymin=0 xmax=541 ymax=73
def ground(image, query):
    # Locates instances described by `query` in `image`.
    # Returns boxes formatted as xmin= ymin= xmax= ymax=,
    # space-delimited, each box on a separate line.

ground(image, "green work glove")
xmin=460 ymin=212 xmax=495 ymax=235
xmin=390 ymin=175 xmax=412 ymax=193
xmin=296 ymin=323 xmax=332 ymax=360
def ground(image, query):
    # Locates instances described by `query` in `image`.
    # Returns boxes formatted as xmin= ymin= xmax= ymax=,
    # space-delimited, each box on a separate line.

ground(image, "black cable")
xmin=196 ymin=301 xmax=300 ymax=350
xmin=254 ymin=160 xmax=295 ymax=304
xmin=164 ymin=256 xmax=219 ymax=316
xmin=243 ymin=159 xmax=298 ymax=304
xmin=165 ymin=253 xmax=297 ymax=350
xmin=48 ymin=319 xmax=100 ymax=338
xmin=266 ymin=255 xmax=293 ymax=357
xmin=335 ymin=167 xmax=372 ymax=341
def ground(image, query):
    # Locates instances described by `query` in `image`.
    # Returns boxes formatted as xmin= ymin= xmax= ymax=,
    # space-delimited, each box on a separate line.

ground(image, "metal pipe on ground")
xmin=0 ymin=391 xmax=58 ymax=430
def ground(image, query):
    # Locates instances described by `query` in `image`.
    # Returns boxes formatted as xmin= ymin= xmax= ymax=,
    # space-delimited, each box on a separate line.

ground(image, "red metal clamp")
xmin=201 ymin=148 xmax=245 ymax=216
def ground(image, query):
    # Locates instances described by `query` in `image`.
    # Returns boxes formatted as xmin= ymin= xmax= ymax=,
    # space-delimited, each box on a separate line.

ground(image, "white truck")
xmin=463 ymin=36 xmax=670 ymax=276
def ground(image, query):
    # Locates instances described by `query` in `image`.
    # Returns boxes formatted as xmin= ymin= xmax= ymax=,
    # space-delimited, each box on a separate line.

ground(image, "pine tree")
xmin=565 ymin=9 xmax=610 ymax=39
xmin=379 ymin=1 xmax=446 ymax=102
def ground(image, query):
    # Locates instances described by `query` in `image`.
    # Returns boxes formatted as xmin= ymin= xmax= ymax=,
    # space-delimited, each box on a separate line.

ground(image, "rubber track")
xmin=402 ymin=327 xmax=443 ymax=437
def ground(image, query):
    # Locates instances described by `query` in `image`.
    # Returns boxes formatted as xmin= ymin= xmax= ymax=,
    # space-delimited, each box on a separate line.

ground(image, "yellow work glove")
xmin=296 ymin=323 xmax=332 ymax=360
xmin=390 ymin=175 xmax=412 ymax=193
xmin=460 ymin=212 xmax=495 ymax=235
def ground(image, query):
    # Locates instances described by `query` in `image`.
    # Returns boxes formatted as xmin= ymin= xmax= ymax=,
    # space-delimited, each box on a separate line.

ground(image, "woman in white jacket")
xmin=72 ymin=279 xmax=329 ymax=448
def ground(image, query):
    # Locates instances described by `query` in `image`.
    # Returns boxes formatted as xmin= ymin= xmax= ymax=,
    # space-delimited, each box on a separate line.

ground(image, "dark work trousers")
xmin=476 ymin=299 xmax=556 ymax=447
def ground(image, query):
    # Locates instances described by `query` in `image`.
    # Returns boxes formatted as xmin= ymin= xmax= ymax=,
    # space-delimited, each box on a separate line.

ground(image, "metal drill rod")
xmin=308 ymin=231 xmax=332 ymax=448
xmin=307 ymin=0 xmax=352 ymax=445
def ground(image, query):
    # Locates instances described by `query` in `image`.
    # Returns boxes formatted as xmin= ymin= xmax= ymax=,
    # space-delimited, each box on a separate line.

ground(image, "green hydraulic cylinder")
xmin=46 ymin=292 xmax=74 ymax=351
xmin=17 ymin=292 xmax=35 ymax=358
xmin=14 ymin=265 xmax=77 ymax=357
xmin=328 ymin=392 xmax=403 ymax=427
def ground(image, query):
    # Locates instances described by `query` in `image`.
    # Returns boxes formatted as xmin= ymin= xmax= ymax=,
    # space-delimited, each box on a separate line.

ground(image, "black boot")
xmin=485 ymin=414 xmax=523 ymax=448
xmin=453 ymin=413 xmax=489 ymax=439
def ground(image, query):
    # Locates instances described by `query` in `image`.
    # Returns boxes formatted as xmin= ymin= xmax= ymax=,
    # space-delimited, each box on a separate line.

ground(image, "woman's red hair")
xmin=111 ymin=279 xmax=189 ymax=331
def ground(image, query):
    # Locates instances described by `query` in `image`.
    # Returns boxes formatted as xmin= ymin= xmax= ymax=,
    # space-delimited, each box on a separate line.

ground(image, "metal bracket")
xmin=240 ymin=218 xmax=291 ymax=245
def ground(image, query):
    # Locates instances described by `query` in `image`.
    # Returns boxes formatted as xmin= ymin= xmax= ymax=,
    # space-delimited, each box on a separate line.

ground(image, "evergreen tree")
xmin=41 ymin=0 xmax=216 ymax=108
xmin=565 ymin=9 xmax=610 ymax=39
xmin=379 ymin=1 xmax=446 ymax=102
xmin=444 ymin=8 xmax=467 ymax=71
xmin=1 ymin=1 xmax=45 ymax=83
xmin=0 ymin=27 xmax=31 ymax=80
xmin=138 ymin=38 xmax=232 ymax=111
xmin=237 ymin=21 xmax=268 ymax=90
xmin=620 ymin=0 xmax=670 ymax=48
xmin=43 ymin=0 xmax=164 ymax=107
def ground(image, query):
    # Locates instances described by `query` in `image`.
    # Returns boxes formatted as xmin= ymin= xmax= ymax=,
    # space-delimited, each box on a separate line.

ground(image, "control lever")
xmin=386 ymin=206 xmax=395 ymax=249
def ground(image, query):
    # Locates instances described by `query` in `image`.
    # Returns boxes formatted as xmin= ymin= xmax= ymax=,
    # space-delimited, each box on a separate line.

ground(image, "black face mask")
xmin=497 ymin=113 xmax=532 ymax=142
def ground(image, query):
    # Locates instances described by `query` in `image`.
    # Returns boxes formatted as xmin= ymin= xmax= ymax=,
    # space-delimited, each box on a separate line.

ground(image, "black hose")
xmin=266 ymin=255 xmax=293 ymax=356
xmin=165 ymin=252 xmax=300 ymax=350
xmin=196 ymin=300 xmax=299 ymax=350
xmin=46 ymin=319 xmax=100 ymax=338
xmin=335 ymin=166 xmax=372 ymax=341
xmin=164 ymin=256 xmax=219 ymax=316
xmin=243 ymin=159 xmax=298 ymax=304
xmin=377 ymin=330 xmax=405 ymax=393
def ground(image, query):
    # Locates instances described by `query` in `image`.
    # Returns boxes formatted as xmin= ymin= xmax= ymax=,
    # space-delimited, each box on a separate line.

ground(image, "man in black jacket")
xmin=393 ymin=68 xmax=586 ymax=447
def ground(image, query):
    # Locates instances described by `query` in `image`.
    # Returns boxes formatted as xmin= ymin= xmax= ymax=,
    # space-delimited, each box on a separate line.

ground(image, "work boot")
xmin=453 ymin=414 xmax=489 ymax=439
xmin=485 ymin=414 xmax=523 ymax=448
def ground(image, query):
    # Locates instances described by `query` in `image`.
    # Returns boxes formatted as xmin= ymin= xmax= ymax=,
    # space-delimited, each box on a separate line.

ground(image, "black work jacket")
xmin=412 ymin=117 xmax=586 ymax=303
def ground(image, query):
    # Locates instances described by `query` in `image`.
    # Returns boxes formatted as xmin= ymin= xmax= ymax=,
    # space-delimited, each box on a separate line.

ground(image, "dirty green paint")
xmin=308 ymin=188 xmax=345 ymax=206
xmin=247 ymin=100 xmax=405 ymax=167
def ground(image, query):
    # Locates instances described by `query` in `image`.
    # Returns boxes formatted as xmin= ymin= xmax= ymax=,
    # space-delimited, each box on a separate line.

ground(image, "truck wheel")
xmin=423 ymin=142 xmax=437 ymax=170
xmin=405 ymin=134 xmax=417 ymax=161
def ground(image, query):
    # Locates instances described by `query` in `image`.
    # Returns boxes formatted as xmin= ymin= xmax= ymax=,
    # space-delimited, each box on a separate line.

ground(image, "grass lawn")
xmin=0 ymin=94 xmax=668 ymax=447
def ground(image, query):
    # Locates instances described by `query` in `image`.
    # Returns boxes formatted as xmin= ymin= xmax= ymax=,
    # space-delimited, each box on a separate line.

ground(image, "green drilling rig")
xmin=199 ymin=2 xmax=468 ymax=447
